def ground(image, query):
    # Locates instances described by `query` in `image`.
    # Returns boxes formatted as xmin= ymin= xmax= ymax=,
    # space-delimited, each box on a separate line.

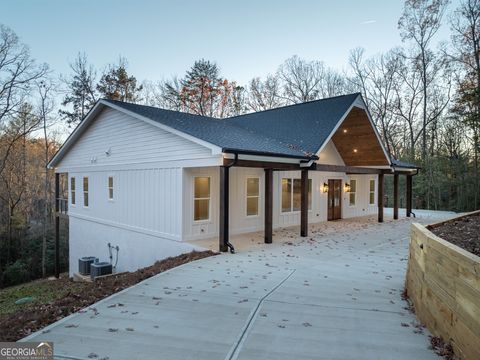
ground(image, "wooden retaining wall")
xmin=406 ymin=218 xmax=480 ymax=360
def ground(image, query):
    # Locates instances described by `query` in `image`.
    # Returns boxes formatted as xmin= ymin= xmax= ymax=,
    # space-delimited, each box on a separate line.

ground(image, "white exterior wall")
xmin=184 ymin=140 xmax=379 ymax=241
xmin=57 ymin=107 xmax=220 ymax=275
xmin=69 ymin=216 xmax=196 ymax=277
xmin=183 ymin=167 xmax=265 ymax=241
xmin=57 ymin=105 xmax=382 ymax=272
xmin=57 ymin=108 xmax=215 ymax=171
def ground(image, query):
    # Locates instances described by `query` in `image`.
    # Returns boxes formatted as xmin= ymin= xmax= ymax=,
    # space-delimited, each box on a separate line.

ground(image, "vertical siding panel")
xmin=169 ymin=169 xmax=174 ymax=235
xmin=161 ymin=169 xmax=167 ymax=233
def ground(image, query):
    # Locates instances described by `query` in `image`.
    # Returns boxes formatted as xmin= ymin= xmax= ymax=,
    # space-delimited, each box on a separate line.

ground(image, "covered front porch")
xmin=190 ymin=214 xmax=386 ymax=253
xmin=214 ymin=159 xmax=417 ymax=253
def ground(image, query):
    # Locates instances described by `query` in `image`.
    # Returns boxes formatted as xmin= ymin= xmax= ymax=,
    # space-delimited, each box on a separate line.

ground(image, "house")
xmin=48 ymin=93 xmax=419 ymax=276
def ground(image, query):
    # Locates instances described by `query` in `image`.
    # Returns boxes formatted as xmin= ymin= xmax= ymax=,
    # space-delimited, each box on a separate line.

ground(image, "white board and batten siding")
xmin=56 ymin=107 xmax=221 ymax=274
xmin=183 ymin=140 xmax=378 ymax=241
xmin=182 ymin=167 xmax=265 ymax=241
xmin=57 ymin=105 xmax=380 ymax=274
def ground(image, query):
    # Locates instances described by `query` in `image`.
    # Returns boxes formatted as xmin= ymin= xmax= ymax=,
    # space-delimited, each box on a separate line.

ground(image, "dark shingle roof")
xmin=226 ymin=93 xmax=360 ymax=155
xmin=104 ymin=93 xmax=360 ymax=160
xmin=391 ymin=158 xmax=421 ymax=169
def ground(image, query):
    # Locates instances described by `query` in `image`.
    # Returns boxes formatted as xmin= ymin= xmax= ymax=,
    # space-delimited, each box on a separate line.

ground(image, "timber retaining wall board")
xmin=406 ymin=218 xmax=480 ymax=360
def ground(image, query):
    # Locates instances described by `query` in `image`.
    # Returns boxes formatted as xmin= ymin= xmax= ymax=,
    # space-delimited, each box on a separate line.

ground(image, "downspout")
xmin=410 ymin=168 xmax=419 ymax=218
xmin=393 ymin=166 xmax=420 ymax=218
xmin=223 ymin=153 xmax=238 ymax=254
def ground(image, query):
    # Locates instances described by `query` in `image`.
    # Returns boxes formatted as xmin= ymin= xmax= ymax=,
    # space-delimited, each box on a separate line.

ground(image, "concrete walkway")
xmin=23 ymin=212 xmax=454 ymax=360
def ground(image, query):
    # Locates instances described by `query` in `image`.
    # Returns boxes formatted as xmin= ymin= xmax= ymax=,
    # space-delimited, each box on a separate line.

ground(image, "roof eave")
xmin=222 ymin=148 xmax=319 ymax=161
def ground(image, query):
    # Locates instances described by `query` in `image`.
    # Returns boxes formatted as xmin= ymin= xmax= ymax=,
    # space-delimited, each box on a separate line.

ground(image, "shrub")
xmin=2 ymin=260 xmax=30 ymax=287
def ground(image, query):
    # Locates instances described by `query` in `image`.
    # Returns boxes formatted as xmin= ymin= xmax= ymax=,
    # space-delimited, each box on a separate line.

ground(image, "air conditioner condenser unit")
xmin=90 ymin=262 xmax=113 ymax=279
xmin=78 ymin=256 xmax=98 ymax=275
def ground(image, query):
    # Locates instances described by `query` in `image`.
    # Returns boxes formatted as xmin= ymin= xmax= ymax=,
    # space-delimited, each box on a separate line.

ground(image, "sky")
xmin=2 ymin=0 xmax=460 ymax=85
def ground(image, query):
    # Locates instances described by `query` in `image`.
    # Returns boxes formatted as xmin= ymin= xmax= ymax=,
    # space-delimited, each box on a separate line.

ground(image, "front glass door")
xmin=327 ymin=179 xmax=342 ymax=220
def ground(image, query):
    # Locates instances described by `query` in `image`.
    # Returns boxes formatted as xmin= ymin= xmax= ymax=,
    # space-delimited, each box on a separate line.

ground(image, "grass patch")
xmin=0 ymin=277 xmax=86 ymax=316
xmin=0 ymin=250 xmax=216 ymax=341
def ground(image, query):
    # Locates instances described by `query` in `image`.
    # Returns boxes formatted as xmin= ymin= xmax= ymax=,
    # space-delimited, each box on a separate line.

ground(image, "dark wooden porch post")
xmin=219 ymin=166 xmax=229 ymax=252
xmin=264 ymin=169 xmax=273 ymax=244
xmin=378 ymin=173 xmax=384 ymax=223
xmin=393 ymin=173 xmax=399 ymax=220
xmin=406 ymin=174 xmax=413 ymax=217
xmin=300 ymin=169 xmax=308 ymax=237
xmin=55 ymin=172 xmax=60 ymax=278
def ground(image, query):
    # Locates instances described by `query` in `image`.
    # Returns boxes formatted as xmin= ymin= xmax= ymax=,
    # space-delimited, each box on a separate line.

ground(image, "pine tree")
xmin=97 ymin=58 xmax=142 ymax=102
xmin=59 ymin=53 xmax=98 ymax=126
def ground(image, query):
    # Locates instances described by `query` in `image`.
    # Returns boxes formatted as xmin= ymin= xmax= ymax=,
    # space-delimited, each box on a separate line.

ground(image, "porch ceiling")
xmin=332 ymin=107 xmax=389 ymax=167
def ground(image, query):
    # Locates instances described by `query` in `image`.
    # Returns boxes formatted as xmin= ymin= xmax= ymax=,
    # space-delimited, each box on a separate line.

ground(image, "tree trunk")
xmin=42 ymin=119 xmax=49 ymax=277
xmin=422 ymin=48 xmax=428 ymax=162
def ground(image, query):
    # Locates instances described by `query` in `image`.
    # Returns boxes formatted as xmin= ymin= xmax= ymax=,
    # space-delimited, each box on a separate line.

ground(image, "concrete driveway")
xmin=23 ymin=211 xmax=454 ymax=360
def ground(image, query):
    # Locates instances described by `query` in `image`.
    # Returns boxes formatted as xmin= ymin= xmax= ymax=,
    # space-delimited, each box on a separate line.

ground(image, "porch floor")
xmin=22 ymin=209 xmax=455 ymax=360
xmin=189 ymin=208 xmax=453 ymax=253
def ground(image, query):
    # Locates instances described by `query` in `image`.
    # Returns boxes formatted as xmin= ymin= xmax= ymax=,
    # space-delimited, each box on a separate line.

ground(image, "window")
xmin=194 ymin=177 xmax=210 ymax=221
xmin=83 ymin=177 xmax=89 ymax=207
xmin=281 ymin=178 xmax=292 ymax=212
xmin=349 ymin=179 xmax=357 ymax=206
xmin=246 ymin=177 xmax=259 ymax=216
xmin=70 ymin=177 xmax=76 ymax=205
xmin=281 ymin=178 xmax=312 ymax=213
xmin=108 ymin=176 xmax=114 ymax=200
xmin=369 ymin=179 xmax=375 ymax=205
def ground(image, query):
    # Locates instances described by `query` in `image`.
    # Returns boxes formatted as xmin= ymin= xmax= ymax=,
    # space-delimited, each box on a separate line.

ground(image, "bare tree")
xmin=37 ymin=78 xmax=56 ymax=277
xmin=140 ymin=78 xmax=186 ymax=111
xmin=318 ymin=69 xmax=351 ymax=98
xmin=277 ymin=55 xmax=325 ymax=103
xmin=0 ymin=103 xmax=39 ymax=266
xmin=0 ymin=24 xmax=46 ymax=177
xmin=247 ymin=75 xmax=283 ymax=111
xmin=399 ymin=0 xmax=449 ymax=160
xmin=349 ymin=47 xmax=404 ymax=155
xmin=0 ymin=25 xmax=47 ymax=125
xmin=392 ymin=55 xmax=424 ymax=159
xmin=225 ymin=84 xmax=246 ymax=117
xmin=449 ymin=0 xmax=480 ymax=208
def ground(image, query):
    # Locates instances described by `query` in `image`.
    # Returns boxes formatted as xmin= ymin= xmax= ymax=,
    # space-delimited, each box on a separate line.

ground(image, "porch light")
xmin=353 ymin=149 xmax=358 ymax=153
xmin=343 ymin=129 xmax=348 ymax=133
xmin=322 ymin=182 xmax=329 ymax=193
xmin=344 ymin=183 xmax=351 ymax=192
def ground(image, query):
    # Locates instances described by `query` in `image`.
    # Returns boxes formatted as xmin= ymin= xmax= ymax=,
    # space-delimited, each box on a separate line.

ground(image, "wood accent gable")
xmin=331 ymin=107 xmax=389 ymax=167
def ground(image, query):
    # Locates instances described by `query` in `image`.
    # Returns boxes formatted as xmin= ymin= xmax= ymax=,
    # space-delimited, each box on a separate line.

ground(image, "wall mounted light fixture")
xmin=344 ymin=183 xmax=351 ymax=192
xmin=322 ymin=182 xmax=329 ymax=193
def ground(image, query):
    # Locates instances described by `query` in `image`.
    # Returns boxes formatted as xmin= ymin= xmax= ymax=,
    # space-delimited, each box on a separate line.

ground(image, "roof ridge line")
xmin=225 ymin=92 xmax=361 ymax=120
xmin=103 ymin=99 xmax=312 ymax=158
xmin=101 ymin=98 xmax=222 ymax=121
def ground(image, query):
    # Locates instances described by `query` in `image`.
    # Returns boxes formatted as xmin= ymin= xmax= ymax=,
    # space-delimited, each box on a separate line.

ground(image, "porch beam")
xmin=223 ymin=158 xmax=301 ymax=170
xmin=312 ymin=163 xmax=384 ymax=174
xmin=393 ymin=173 xmax=399 ymax=220
xmin=219 ymin=166 xmax=229 ymax=252
xmin=223 ymin=158 xmax=387 ymax=174
xmin=55 ymin=172 xmax=60 ymax=278
xmin=264 ymin=169 xmax=273 ymax=243
xmin=406 ymin=174 xmax=413 ymax=217
xmin=378 ymin=173 xmax=384 ymax=223
xmin=300 ymin=169 xmax=308 ymax=237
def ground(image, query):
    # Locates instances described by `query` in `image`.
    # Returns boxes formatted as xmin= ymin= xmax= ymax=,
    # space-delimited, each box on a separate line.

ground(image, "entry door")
xmin=327 ymin=179 xmax=342 ymax=221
